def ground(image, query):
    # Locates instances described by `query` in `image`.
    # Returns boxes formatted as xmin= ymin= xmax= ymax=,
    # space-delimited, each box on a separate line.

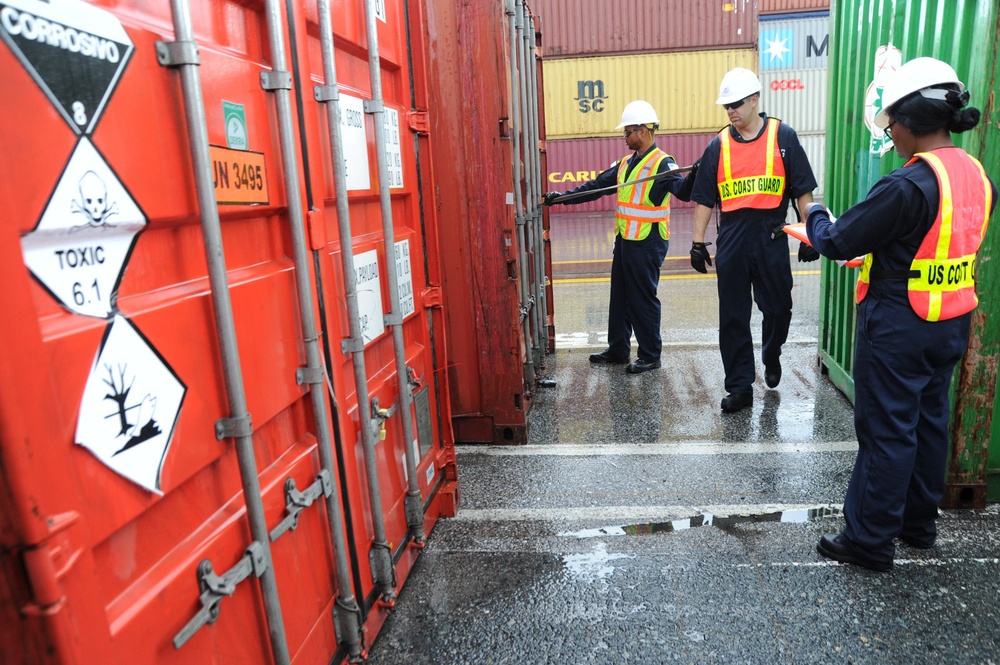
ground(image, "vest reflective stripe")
xmin=614 ymin=148 xmax=671 ymax=241
xmin=717 ymin=118 xmax=786 ymax=212
xmin=856 ymin=148 xmax=992 ymax=321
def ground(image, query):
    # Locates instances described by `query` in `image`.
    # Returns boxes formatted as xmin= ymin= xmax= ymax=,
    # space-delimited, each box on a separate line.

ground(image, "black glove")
xmin=688 ymin=158 xmax=700 ymax=178
xmin=770 ymin=222 xmax=787 ymax=240
xmin=690 ymin=241 xmax=712 ymax=273
xmin=542 ymin=191 xmax=562 ymax=206
xmin=798 ymin=242 xmax=820 ymax=262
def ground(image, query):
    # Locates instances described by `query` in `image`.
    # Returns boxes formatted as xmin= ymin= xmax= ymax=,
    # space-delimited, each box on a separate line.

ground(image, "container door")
xmin=291 ymin=0 xmax=458 ymax=634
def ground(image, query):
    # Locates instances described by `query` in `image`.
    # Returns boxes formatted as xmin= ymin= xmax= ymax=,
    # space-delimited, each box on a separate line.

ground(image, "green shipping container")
xmin=823 ymin=0 xmax=1000 ymax=505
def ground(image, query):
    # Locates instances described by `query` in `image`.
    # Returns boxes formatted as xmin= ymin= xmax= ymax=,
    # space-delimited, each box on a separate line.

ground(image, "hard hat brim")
xmin=716 ymin=90 xmax=760 ymax=106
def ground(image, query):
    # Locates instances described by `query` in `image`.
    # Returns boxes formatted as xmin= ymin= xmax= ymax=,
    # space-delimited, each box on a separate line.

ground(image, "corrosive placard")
xmin=209 ymin=145 xmax=269 ymax=205
xmin=76 ymin=315 xmax=186 ymax=494
xmin=0 ymin=0 xmax=134 ymax=135
xmin=20 ymin=137 xmax=146 ymax=318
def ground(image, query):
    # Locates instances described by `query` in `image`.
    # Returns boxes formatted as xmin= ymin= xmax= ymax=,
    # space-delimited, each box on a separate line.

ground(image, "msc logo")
xmin=575 ymin=80 xmax=607 ymax=113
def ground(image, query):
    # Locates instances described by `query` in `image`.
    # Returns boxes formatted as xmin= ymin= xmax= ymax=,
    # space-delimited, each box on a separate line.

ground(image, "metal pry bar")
xmin=543 ymin=164 xmax=695 ymax=204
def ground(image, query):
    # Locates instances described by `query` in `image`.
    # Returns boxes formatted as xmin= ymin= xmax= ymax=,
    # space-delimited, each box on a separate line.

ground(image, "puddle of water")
xmin=559 ymin=506 xmax=842 ymax=539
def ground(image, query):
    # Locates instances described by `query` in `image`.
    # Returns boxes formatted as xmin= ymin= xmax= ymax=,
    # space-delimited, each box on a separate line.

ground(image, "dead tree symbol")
xmin=104 ymin=363 xmax=134 ymax=437
xmin=103 ymin=363 xmax=160 ymax=455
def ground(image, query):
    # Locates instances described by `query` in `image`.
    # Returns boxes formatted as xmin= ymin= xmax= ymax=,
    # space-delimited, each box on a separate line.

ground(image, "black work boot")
xmin=589 ymin=349 xmax=628 ymax=364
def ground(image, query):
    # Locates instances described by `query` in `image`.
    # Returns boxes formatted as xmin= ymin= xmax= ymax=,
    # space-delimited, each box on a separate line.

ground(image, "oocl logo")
xmin=770 ymin=79 xmax=805 ymax=91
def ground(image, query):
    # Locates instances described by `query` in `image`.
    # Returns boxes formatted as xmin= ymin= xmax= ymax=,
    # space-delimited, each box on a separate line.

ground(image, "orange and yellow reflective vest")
xmin=614 ymin=147 xmax=671 ymax=241
xmin=716 ymin=118 xmax=786 ymax=212
xmin=856 ymin=148 xmax=992 ymax=321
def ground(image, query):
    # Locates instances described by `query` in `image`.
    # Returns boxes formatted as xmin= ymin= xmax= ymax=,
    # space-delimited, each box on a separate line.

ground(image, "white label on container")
xmin=75 ymin=315 xmax=186 ymax=494
xmin=394 ymin=239 xmax=415 ymax=319
xmin=506 ymin=192 xmax=514 ymax=205
xmin=425 ymin=461 xmax=434 ymax=486
xmin=0 ymin=0 xmax=134 ymax=135
xmin=354 ymin=249 xmax=384 ymax=345
xmin=21 ymin=137 xmax=146 ymax=318
xmin=340 ymin=93 xmax=371 ymax=191
xmin=375 ymin=0 xmax=385 ymax=22
xmin=383 ymin=107 xmax=403 ymax=189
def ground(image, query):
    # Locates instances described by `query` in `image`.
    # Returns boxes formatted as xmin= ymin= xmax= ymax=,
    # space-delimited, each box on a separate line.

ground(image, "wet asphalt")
xmin=367 ymin=211 xmax=1000 ymax=665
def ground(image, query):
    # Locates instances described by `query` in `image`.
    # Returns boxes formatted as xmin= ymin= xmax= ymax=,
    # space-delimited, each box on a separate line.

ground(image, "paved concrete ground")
xmin=367 ymin=213 xmax=1000 ymax=665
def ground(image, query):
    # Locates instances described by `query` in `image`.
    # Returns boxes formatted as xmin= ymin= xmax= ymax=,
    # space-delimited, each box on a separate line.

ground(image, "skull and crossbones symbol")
xmin=71 ymin=171 xmax=119 ymax=227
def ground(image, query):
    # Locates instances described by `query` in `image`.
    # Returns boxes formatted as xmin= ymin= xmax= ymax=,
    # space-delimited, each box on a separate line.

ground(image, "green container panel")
xmin=823 ymin=0 xmax=1000 ymax=502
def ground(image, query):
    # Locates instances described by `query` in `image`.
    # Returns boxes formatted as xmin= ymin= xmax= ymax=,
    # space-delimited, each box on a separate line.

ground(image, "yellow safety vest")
xmin=614 ymin=148 xmax=671 ymax=241
xmin=856 ymin=148 xmax=992 ymax=321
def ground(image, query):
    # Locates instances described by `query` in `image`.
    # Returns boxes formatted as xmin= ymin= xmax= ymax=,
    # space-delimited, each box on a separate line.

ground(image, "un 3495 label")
xmin=209 ymin=145 xmax=268 ymax=205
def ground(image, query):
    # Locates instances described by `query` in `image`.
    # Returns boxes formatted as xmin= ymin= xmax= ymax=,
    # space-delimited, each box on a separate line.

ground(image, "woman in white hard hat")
xmin=688 ymin=68 xmax=819 ymax=412
xmin=543 ymin=100 xmax=696 ymax=375
xmin=806 ymin=57 xmax=997 ymax=571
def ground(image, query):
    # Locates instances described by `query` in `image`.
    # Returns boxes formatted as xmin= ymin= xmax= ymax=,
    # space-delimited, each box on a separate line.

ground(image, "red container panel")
xmin=545 ymin=134 xmax=717 ymax=212
xmin=533 ymin=0 xmax=758 ymax=58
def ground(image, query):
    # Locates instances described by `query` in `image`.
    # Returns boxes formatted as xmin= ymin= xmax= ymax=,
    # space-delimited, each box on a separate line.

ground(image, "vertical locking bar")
xmin=160 ymin=0 xmax=290 ymax=661
xmin=505 ymin=0 xmax=537 ymax=391
xmin=361 ymin=0 xmax=427 ymax=548
xmin=263 ymin=0 xmax=367 ymax=657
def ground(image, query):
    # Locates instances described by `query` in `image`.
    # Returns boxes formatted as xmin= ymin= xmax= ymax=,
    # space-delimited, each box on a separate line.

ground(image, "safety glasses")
xmin=723 ymin=97 xmax=747 ymax=111
xmin=623 ymin=126 xmax=644 ymax=138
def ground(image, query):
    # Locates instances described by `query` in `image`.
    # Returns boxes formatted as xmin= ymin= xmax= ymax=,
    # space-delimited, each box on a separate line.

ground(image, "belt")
xmin=870 ymin=266 xmax=920 ymax=280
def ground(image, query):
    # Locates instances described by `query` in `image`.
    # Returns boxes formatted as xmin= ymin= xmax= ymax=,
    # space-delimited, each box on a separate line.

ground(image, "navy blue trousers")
xmin=606 ymin=233 xmax=669 ymax=362
xmin=714 ymin=215 xmax=792 ymax=394
xmin=845 ymin=285 xmax=970 ymax=563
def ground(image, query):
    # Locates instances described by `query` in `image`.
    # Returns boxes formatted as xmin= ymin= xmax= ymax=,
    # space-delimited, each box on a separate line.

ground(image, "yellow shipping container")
xmin=543 ymin=49 xmax=758 ymax=138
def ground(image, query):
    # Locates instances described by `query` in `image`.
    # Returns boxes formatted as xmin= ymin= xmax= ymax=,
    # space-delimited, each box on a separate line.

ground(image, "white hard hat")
xmin=874 ymin=57 xmax=965 ymax=129
xmin=616 ymin=100 xmax=659 ymax=129
xmin=716 ymin=68 xmax=762 ymax=105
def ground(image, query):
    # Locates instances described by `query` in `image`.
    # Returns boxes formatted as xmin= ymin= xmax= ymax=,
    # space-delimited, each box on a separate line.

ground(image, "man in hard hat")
xmin=543 ymin=100 xmax=696 ymax=374
xmin=806 ymin=57 xmax=997 ymax=570
xmin=688 ymin=68 xmax=817 ymax=412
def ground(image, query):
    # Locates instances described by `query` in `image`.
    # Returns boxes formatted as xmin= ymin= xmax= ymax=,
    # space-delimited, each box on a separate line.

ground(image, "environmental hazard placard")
xmin=0 ymin=0 xmax=134 ymax=135
xmin=76 ymin=315 xmax=186 ymax=494
xmin=20 ymin=137 xmax=146 ymax=318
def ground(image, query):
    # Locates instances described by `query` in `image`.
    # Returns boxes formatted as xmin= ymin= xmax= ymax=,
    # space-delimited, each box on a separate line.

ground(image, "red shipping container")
xmin=425 ymin=0 xmax=550 ymax=445
xmin=533 ymin=0 xmax=758 ymax=58
xmin=761 ymin=0 xmax=831 ymax=14
xmin=545 ymin=134 xmax=718 ymax=212
xmin=0 ymin=0 xmax=456 ymax=662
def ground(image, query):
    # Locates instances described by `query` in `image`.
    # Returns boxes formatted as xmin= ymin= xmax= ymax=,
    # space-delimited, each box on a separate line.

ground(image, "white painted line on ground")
xmin=737 ymin=558 xmax=1000 ymax=568
xmin=553 ymin=335 xmax=819 ymax=350
xmin=456 ymin=442 xmax=859 ymax=456
xmin=453 ymin=504 xmax=841 ymax=523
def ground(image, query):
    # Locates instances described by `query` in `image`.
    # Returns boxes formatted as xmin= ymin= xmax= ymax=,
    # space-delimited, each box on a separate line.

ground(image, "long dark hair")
xmin=890 ymin=84 xmax=981 ymax=136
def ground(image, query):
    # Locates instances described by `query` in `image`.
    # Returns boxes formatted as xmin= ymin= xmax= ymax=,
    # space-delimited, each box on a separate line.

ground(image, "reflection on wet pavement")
xmin=559 ymin=506 xmax=843 ymax=539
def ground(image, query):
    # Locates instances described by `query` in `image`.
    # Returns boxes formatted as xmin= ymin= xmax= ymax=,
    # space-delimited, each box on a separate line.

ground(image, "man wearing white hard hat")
xmin=543 ymin=100 xmax=696 ymax=375
xmin=688 ymin=68 xmax=818 ymax=412
xmin=805 ymin=57 xmax=997 ymax=571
